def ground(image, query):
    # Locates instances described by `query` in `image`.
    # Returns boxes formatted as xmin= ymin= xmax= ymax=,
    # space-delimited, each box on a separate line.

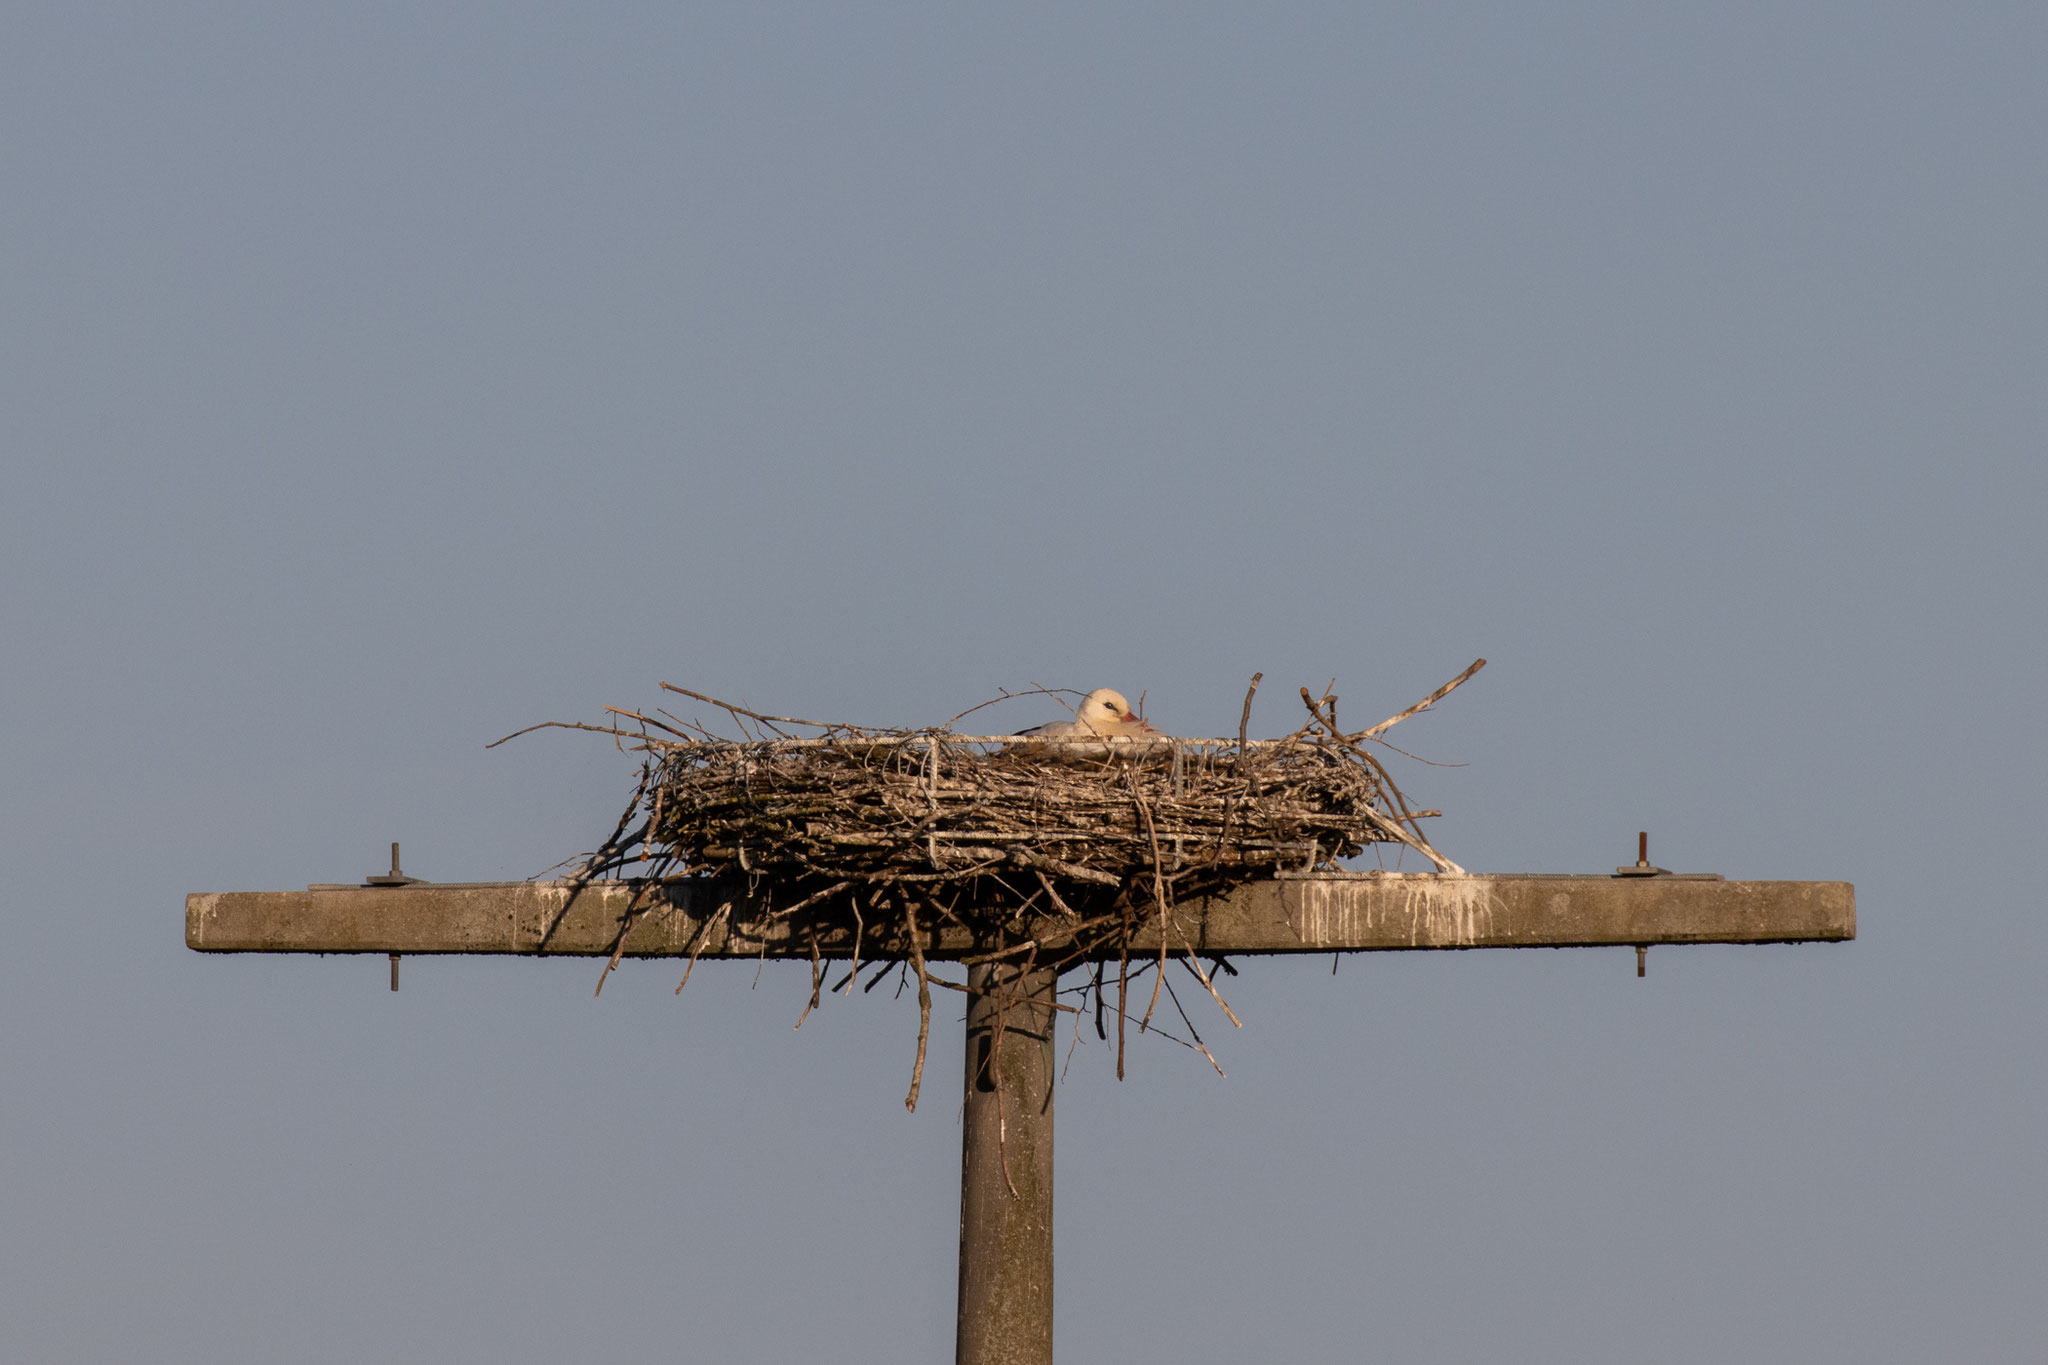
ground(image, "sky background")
xmin=4 ymin=3 xmax=2045 ymax=1361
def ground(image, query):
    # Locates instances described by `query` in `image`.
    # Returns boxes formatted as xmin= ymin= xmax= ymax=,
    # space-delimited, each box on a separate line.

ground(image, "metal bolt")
xmin=390 ymin=953 xmax=400 ymax=991
xmin=1636 ymin=944 xmax=1647 ymax=978
xmin=365 ymin=841 xmax=419 ymax=887
xmin=1616 ymin=831 xmax=1667 ymax=879
xmin=1637 ymin=831 xmax=1650 ymax=869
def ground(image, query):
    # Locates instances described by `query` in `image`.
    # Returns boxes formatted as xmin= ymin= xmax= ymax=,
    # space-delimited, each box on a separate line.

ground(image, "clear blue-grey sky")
xmin=5 ymin=4 xmax=2044 ymax=1361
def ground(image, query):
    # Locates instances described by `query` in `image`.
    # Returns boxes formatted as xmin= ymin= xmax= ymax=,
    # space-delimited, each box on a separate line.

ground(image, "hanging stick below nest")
xmin=903 ymin=897 xmax=933 ymax=1113
xmin=957 ymin=912 xmax=1123 ymax=968
xmin=1167 ymin=915 xmax=1242 ymax=1028
xmin=1161 ymin=970 xmax=1226 ymax=1077
xmin=1133 ymin=786 xmax=1172 ymax=1032
xmin=840 ymin=893 xmax=865 ymax=994
xmin=674 ymin=900 xmax=733 ymax=994
xmin=1116 ymin=911 xmax=1130 ymax=1080
xmin=909 ymin=971 xmax=1077 ymax=1012
xmin=794 ymin=935 xmax=823 ymax=1029
xmin=592 ymin=879 xmax=653 ymax=998
xmin=991 ymin=945 xmax=1038 ymax=1202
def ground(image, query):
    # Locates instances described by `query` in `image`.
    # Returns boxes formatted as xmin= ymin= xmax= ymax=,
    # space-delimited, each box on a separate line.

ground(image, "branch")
xmin=1359 ymin=658 xmax=1487 ymax=740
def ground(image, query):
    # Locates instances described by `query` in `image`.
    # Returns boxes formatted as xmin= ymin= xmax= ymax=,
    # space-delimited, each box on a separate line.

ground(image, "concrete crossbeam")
xmin=185 ymin=874 xmax=1853 ymax=960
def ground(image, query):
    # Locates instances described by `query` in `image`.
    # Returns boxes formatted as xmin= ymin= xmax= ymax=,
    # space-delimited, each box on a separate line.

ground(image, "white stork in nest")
xmin=1012 ymin=688 xmax=1169 ymax=757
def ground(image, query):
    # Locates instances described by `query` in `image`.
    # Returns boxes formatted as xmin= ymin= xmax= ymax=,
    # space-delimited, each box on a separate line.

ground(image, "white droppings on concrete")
xmin=1291 ymin=874 xmax=1504 ymax=947
xmin=185 ymin=893 xmax=220 ymax=945
xmin=519 ymin=883 xmax=577 ymax=948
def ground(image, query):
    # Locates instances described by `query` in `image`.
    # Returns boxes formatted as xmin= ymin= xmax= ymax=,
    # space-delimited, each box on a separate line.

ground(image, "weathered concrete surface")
xmin=957 ymin=964 xmax=1056 ymax=1365
xmin=186 ymin=874 xmax=1853 ymax=960
xmin=1162 ymin=873 xmax=1855 ymax=952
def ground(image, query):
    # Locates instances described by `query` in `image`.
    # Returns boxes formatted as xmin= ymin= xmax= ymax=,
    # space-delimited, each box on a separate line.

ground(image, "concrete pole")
xmin=957 ymin=961 xmax=1058 ymax=1365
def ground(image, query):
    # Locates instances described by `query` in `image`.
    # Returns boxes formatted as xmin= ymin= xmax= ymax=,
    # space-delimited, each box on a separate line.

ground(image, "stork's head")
xmin=1076 ymin=688 xmax=1155 ymax=735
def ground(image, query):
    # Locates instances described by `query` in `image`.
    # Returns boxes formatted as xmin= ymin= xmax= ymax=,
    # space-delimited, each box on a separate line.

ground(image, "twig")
xmin=657 ymin=683 xmax=837 ymax=737
xmin=1133 ymin=786 xmax=1171 ymax=1031
xmin=941 ymin=685 xmax=1084 ymax=730
xmin=957 ymin=912 xmax=1122 ymax=967
xmin=918 ymin=972 xmax=1076 ymax=1012
xmin=1116 ymin=910 xmax=1130 ymax=1080
xmin=1093 ymin=961 xmax=1107 ymax=1041
xmin=1026 ymin=682 xmax=1081 ymax=721
xmin=903 ymin=898 xmax=933 ymax=1113
xmin=592 ymin=880 xmax=652 ymax=998
xmin=1032 ymin=869 xmax=1077 ymax=918
xmin=1360 ymin=733 xmax=1467 ymax=767
xmin=1161 ymin=971 xmax=1225 ymax=1077
xmin=674 ymin=900 xmax=732 ymax=994
xmin=1300 ymin=691 xmax=1467 ymax=874
xmin=794 ymin=934 xmax=823 ymax=1029
xmin=486 ymin=719 xmax=648 ymax=749
xmin=1359 ymin=658 xmax=1487 ymax=740
xmin=991 ymin=949 xmax=1036 ymax=1202
xmin=1234 ymin=672 xmax=1263 ymax=770
xmin=1169 ymin=920 xmax=1242 ymax=1028
xmin=778 ymin=879 xmax=856 ymax=917
xmin=840 ymin=894 xmax=864 ymax=994
xmin=1063 ymin=971 xmax=1088 ymax=1081
xmin=602 ymin=706 xmax=694 ymax=741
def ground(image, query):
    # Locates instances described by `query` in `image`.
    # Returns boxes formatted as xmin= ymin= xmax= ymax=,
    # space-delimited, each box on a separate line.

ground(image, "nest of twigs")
xmin=503 ymin=662 xmax=1482 ymax=1101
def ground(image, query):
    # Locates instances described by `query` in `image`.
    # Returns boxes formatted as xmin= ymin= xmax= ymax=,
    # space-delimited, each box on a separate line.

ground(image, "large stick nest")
xmin=503 ymin=664 xmax=1482 ymax=1102
xmin=566 ymin=668 xmax=1479 ymax=897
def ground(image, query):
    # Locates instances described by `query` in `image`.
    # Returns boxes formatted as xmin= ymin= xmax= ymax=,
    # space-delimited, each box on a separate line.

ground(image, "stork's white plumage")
xmin=1017 ymin=688 xmax=1157 ymax=739
xmin=1009 ymin=688 xmax=1169 ymax=759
